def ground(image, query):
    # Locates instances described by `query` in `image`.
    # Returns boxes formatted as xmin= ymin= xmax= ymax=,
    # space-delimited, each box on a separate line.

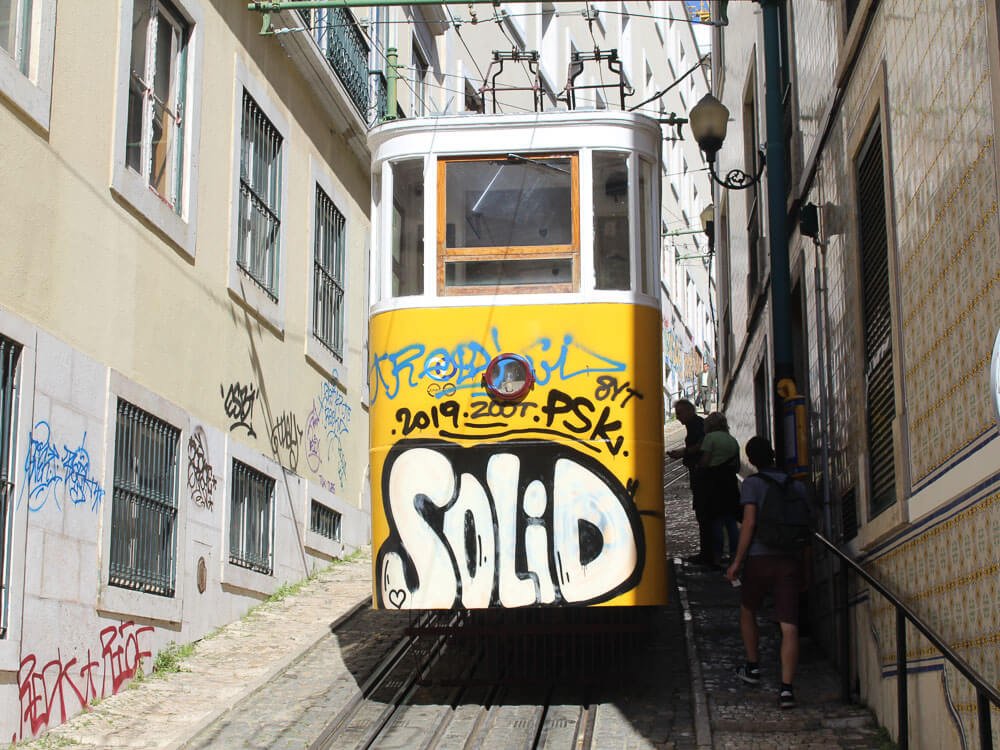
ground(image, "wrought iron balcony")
xmin=299 ymin=8 xmax=383 ymax=123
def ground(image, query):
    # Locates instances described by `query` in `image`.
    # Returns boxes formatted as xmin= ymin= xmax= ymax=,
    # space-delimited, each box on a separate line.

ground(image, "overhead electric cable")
xmin=629 ymin=53 xmax=708 ymax=112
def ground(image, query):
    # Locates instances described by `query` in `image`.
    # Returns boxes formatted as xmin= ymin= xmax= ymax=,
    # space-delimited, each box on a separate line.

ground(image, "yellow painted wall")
xmin=369 ymin=302 xmax=667 ymax=609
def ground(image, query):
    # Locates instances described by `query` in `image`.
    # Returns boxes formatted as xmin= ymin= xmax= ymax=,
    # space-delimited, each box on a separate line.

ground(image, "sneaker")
xmin=736 ymin=664 xmax=761 ymax=685
xmin=779 ymin=686 xmax=796 ymax=708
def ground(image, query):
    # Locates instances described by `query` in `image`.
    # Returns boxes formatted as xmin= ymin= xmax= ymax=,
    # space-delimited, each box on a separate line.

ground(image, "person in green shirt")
xmin=697 ymin=412 xmax=741 ymax=565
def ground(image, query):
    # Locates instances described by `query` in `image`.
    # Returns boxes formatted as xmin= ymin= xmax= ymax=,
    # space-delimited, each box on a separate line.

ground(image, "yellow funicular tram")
xmin=368 ymin=108 xmax=667 ymax=611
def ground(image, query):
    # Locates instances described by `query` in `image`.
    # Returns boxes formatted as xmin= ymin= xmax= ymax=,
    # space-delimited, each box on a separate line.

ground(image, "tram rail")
xmin=193 ymin=596 xmax=666 ymax=750
xmin=308 ymin=605 xmax=621 ymax=750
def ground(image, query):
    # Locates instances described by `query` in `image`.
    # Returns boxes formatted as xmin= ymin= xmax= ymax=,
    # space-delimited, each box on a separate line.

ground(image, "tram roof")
xmin=368 ymin=109 xmax=664 ymax=158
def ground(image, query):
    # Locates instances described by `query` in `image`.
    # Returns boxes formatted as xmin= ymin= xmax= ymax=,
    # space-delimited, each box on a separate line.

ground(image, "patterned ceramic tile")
xmin=723 ymin=0 xmax=1000 ymax=742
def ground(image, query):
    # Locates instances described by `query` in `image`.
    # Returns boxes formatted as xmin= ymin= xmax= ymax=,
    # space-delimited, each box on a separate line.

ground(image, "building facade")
xmin=711 ymin=1 xmax=1000 ymax=746
xmin=0 ymin=0 xmax=372 ymax=741
xmin=0 ymin=0 xmax=714 ymax=740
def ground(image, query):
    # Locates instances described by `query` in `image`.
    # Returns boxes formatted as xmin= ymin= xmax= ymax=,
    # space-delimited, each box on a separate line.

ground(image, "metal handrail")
xmin=814 ymin=531 xmax=1000 ymax=750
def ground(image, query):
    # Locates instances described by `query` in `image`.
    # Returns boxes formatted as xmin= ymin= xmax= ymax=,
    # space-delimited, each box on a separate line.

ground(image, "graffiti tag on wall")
xmin=370 ymin=329 xmax=626 ymax=403
xmin=221 ymin=381 xmax=258 ymax=437
xmin=270 ymin=411 xmax=303 ymax=472
xmin=14 ymin=621 xmax=153 ymax=743
xmin=187 ymin=427 xmax=217 ymax=509
xmin=19 ymin=421 xmax=105 ymax=512
xmin=306 ymin=381 xmax=351 ymax=493
xmin=376 ymin=439 xmax=645 ymax=609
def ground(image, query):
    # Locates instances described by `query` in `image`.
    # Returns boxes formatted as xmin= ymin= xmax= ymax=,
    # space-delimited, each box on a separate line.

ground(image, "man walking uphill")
xmin=667 ymin=399 xmax=711 ymax=565
xmin=726 ymin=436 xmax=812 ymax=709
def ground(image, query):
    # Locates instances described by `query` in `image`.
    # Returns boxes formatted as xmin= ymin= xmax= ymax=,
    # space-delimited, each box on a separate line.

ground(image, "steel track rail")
xmin=307 ymin=611 xmax=437 ymax=750
xmin=356 ymin=613 xmax=464 ymax=749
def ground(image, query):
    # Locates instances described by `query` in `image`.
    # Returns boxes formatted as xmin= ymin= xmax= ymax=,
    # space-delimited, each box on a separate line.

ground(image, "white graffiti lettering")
xmin=376 ymin=440 xmax=644 ymax=609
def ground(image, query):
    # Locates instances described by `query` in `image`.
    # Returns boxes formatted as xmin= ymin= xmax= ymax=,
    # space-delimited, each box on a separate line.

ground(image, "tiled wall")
xmin=867 ymin=486 xmax=1000 ymax=745
xmin=788 ymin=0 xmax=1000 ymax=744
xmin=719 ymin=0 xmax=1000 ymax=743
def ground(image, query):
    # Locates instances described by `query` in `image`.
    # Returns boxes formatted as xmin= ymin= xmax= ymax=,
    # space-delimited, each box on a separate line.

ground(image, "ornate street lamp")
xmin=689 ymin=93 xmax=766 ymax=190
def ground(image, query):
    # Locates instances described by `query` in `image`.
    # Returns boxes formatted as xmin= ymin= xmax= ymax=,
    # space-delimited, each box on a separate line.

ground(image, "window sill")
xmin=221 ymin=561 xmax=277 ymax=597
xmin=0 ymin=0 xmax=56 ymax=134
xmin=228 ymin=270 xmax=286 ymax=335
xmin=305 ymin=336 xmax=346 ymax=383
xmin=0 ymin=57 xmax=51 ymax=133
xmin=305 ymin=483 xmax=370 ymax=553
xmin=111 ymin=170 xmax=196 ymax=260
xmin=97 ymin=583 xmax=184 ymax=625
xmin=305 ymin=530 xmax=345 ymax=561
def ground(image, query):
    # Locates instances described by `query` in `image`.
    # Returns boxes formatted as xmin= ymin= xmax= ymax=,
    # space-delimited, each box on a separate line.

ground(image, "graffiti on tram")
xmin=375 ymin=439 xmax=645 ymax=609
xmin=370 ymin=329 xmax=627 ymax=403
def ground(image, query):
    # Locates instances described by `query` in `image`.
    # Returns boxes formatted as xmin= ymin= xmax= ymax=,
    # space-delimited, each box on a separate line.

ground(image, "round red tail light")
xmin=482 ymin=353 xmax=535 ymax=402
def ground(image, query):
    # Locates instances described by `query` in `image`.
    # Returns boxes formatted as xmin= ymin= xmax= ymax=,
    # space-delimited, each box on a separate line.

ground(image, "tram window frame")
xmin=637 ymin=156 xmax=656 ymax=295
xmin=592 ymin=150 xmax=631 ymax=291
xmin=389 ymin=157 xmax=425 ymax=298
xmin=436 ymin=152 xmax=580 ymax=295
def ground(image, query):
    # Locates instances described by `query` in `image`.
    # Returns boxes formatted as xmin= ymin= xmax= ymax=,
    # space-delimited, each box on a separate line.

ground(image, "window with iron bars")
xmin=230 ymin=460 xmax=274 ymax=575
xmin=237 ymin=91 xmax=283 ymax=300
xmin=109 ymin=399 xmax=180 ymax=598
xmin=313 ymin=186 xmax=346 ymax=359
xmin=126 ymin=0 xmax=189 ymax=213
xmin=310 ymin=500 xmax=342 ymax=542
xmin=0 ymin=335 xmax=22 ymax=637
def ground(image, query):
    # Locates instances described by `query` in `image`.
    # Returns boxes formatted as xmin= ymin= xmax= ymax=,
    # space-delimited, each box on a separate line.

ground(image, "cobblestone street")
xmin=21 ymin=420 xmax=887 ymax=749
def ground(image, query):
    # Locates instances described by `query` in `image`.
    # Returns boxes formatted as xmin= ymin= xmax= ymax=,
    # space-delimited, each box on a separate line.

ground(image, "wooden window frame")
xmin=436 ymin=152 xmax=581 ymax=296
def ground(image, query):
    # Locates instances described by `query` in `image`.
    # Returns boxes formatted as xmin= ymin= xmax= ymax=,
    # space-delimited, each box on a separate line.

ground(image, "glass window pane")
xmin=130 ymin=0 xmax=150 ymax=83
xmin=445 ymin=156 xmax=573 ymax=248
xmin=237 ymin=92 xmax=282 ymax=299
xmin=313 ymin=187 xmax=346 ymax=357
xmin=0 ymin=0 xmax=17 ymax=58
xmin=593 ymin=151 xmax=630 ymax=290
xmin=639 ymin=158 xmax=653 ymax=294
xmin=445 ymin=258 xmax=572 ymax=288
xmin=149 ymin=15 xmax=177 ymax=196
xmin=126 ymin=2 xmax=150 ymax=174
xmin=126 ymin=80 xmax=145 ymax=173
xmin=391 ymin=158 xmax=424 ymax=296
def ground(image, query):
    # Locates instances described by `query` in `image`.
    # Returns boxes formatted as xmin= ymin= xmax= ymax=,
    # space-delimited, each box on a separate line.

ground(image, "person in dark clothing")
xmin=697 ymin=411 xmax=741 ymax=565
xmin=667 ymin=399 xmax=711 ymax=565
xmin=725 ymin=436 xmax=810 ymax=709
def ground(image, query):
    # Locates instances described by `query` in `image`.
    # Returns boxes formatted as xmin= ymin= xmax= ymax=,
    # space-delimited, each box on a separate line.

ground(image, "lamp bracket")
xmin=708 ymin=148 xmax=767 ymax=191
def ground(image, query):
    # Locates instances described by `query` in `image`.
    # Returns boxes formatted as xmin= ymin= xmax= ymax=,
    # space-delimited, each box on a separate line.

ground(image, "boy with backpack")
xmin=725 ymin=436 xmax=813 ymax=709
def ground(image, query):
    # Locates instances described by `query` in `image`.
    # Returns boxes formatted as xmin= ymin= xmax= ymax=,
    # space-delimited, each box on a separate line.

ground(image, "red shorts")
xmin=740 ymin=555 xmax=802 ymax=625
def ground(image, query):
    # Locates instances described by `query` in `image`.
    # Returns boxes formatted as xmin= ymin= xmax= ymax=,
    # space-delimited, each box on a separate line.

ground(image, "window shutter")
xmin=856 ymin=122 xmax=896 ymax=517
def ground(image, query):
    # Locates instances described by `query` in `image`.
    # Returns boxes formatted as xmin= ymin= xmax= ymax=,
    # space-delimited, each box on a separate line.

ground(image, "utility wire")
xmin=286 ymin=9 xmax=708 ymax=119
xmin=629 ymin=53 xmax=708 ymax=112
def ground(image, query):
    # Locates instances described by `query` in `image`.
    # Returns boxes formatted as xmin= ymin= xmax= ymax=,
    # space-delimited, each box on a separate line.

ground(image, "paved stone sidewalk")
xmin=21 ymin=553 xmax=372 ymax=750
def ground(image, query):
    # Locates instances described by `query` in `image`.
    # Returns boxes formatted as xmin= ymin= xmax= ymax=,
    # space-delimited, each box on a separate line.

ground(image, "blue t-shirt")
xmin=740 ymin=468 xmax=808 ymax=557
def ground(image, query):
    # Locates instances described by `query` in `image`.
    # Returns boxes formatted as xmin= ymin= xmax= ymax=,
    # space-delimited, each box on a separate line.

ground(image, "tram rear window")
xmin=444 ymin=157 xmax=573 ymax=248
xmin=445 ymin=258 xmax=573 ymax=287
xmin=439 ymin=153 xmax=579 ymax=294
